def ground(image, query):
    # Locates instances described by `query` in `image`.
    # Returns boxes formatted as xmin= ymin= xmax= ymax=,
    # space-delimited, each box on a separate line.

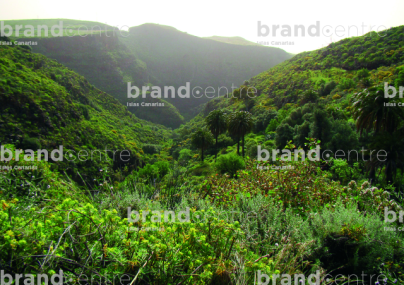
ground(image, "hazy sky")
xmin=1 ymin=0 xmax=403 ymax=53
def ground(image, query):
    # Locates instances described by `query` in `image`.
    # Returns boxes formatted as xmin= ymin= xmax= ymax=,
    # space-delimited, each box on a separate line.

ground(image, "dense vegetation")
xmin=1 ymin=23 xmax=404 ymax=285
xmin=0 ymin=36 xmax=171 ymax=182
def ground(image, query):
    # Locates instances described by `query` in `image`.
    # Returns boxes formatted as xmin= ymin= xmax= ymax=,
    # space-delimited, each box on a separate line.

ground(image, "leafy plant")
xmin=215 ymin=153 xmax=245 ymax=178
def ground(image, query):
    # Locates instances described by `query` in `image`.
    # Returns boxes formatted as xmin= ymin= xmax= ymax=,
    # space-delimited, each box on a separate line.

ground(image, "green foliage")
xmin=227 ymin=111 xmax=254 ymax=157
xmin=215 ymin=153 xmax=245 ymax=178
xmin=0 ymin=42 xmax=172 ymax=183
xmin=131 ymin=97 xmax=185 ymax=128
xmin=311 ymin=200 xmax=404 ymax=278
xmin=205 ymin=110 xmax=227 ymax=139
xmin=356 ymin=68 xmax=370 ymax=80
xmin=191 ymin=128 xmax=214 ymax=161
xmin=178 ymin=148 xmax=192 ymax=163
xmin=154 ymin=160 xmax=170 ymax=177
xmin=298 ymin=90 xmax=318 ymax=105
xmin=395 ymin=66 xmax=404 ymax=89
xmin=265 ymin=108 xmax=292 ymax=133
xmin=189 ymin=161 xmax=213 ymax=176
xmin=275 ymin=123 xmax=294 ymax=149
xmin=253 ymin=109 xmax=277 ymax=132
xmin=319 ymin=80 xmax=337 ymax=96
xmin=324 ymin=119 xmax=359 ymax=154
xmin=19 ymin=136 xmax=41 ymax=150
xmin=143 ymin=144 xmax=162 ymax=154
xmin=338 ymin=78 xmax=356 ymax=90
xmin=138 ymin=163 xmax=159 ymax=181
xmin=205 ymin=109 xmax=227 ymax=159
xmin=328 ymin=158 xmax=363 ymax=185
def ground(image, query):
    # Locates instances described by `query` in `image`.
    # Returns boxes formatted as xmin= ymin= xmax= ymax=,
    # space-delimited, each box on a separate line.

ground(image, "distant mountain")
xmin=121 ymin=23 xmax=292 ymax=119
xmin=6 ymin=19 xmax=292 ymax=127
xmin=203 ymin=36 xmax=261 ymax=46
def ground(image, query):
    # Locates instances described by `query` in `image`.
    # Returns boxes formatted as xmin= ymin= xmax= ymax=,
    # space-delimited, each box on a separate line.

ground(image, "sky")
xmin=1 ymin=0 xmax=403 ymax=54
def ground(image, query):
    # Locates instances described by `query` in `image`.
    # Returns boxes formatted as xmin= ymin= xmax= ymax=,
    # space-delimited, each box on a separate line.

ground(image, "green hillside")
xmin=176 ymin=25 xmax=404 ymax=187
xmin=0 ymin=35 xmax=172 ymax=182
xmin=2 ymin=19 xmax=185 ymax=128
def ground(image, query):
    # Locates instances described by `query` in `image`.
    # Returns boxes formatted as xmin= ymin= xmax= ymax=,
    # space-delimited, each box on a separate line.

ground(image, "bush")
xmin=79 ymin=104 xmax=90 ymax=120
xmin=246 ymin=141 xmax=258 ymax=158
xmin=154 ymin=160 xmax=170 ymax=177
xmin=189 ymin=161 xmax=212 ymax=176
xmin=19 ymin=136 xmax=41 ymax=150
xmin=217 ymin=134 xmax=234 ymax=149
xmin=215 ymin=153 xmax=245 ymax=177
xmin=311 ymin=200 xmax=404 ymax=280
xmin=320 ymin=80 xmax=337 ymax=96
xmin=138 ymin=164 xmax=159 ymax=181
xmin=138 ymin=161 xmax=170 ymax=181
xmin=172 ymin=148 xmax=182 ymax=160
xmin=142 ymin=144 xmax=162 ymax=155
xmin=338 ymin=78 xmax=356 ymax=90
xmin=178 ymin=148 xmax=192 ymax=163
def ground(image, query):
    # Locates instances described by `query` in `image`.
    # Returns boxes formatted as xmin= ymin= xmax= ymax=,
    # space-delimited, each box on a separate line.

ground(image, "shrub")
xmin=172 ymin=148 xmax=182 ymax=160
xmin=178 ymin=148 xmax=192 ymax=163
xmin=246 ymin=141 xmax=258 ymax=158
xmin=338 ymin=78 xmax=356 ymax=90
xmin=154 ymin=160 xmax=170 ymax=177
xmin=189 ymin=161 xmax=212 ymax=176
xmin=311 ymin=200 xmax=404 ymax=280
xmin=217 ymin=134 xmax=234 ymax=149
xmin=142 ymin=144 xmax=162 ymax=155
xmin=320 ymin=80 xmax=337 ymax=96
xmin=80 ymin=104 xmax=90 ymax=120
xmin=19 ymin=136 xmax=41 ymax=150
xmin=215 ymin=153 xmax=245 ymax=178
xmin=138 ymin=164 xmax=159 ymax=181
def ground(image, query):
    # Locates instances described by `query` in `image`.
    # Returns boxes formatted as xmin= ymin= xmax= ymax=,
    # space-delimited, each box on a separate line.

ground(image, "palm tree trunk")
xmin=237 ymin=138 xmax=240 ymax=155
xmin=201 ymin=147 xmax=204 ymax=162
xmin=242 ymin=135 xmax=245 ymax=157
xmin=215 ymin=135 xmax=218 ymax=161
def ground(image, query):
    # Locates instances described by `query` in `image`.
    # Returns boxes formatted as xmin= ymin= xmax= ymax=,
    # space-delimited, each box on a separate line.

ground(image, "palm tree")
xmin=351 ymin=85 xmax=404 ymax=185
xmin=205 ymin=110 xmax=227 ymax=160
xmin=191 ymin=128 xmax=214 ymax=162
xmin=227 ymin=111 xmax=254 ymax=157
xmin=367 ymin=131 xmax=404 ymax=188
xmin=351 ymin=85 xmax=404 ymax=135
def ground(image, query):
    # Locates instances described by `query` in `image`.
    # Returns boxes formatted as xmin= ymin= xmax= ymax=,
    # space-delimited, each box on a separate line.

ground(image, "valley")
xmin=0 ymin=16 xmax=404 ymax=285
